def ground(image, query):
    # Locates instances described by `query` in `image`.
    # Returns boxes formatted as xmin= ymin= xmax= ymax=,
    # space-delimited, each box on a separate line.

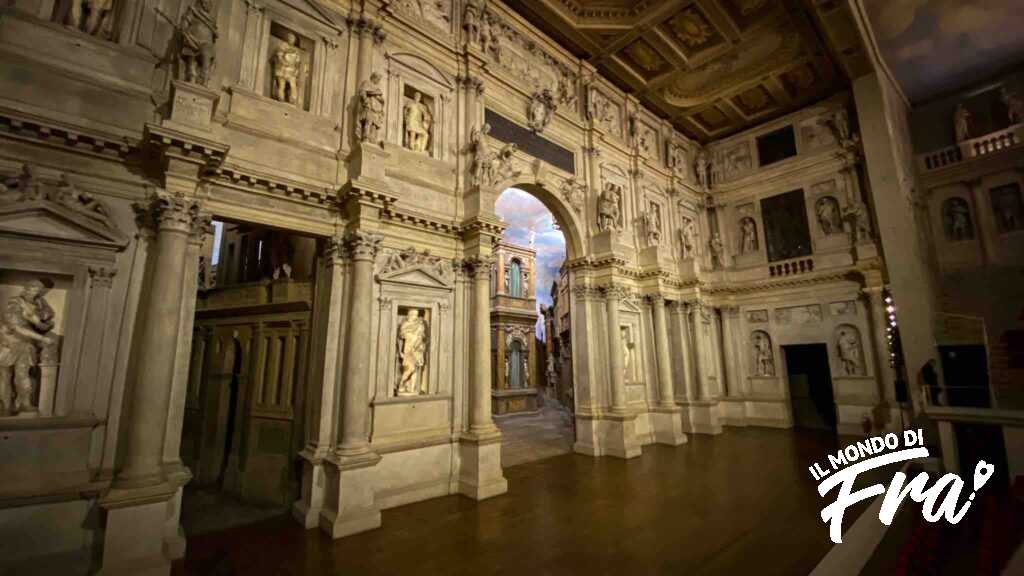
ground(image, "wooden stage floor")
xmin=175 ymin=428 xmax=874 ymax=576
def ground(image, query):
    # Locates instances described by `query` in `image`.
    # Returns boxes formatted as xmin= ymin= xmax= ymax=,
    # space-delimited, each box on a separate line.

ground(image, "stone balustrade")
xmin=768 ymin=257 xmax=815 ymax=278
xmin=918 ymin=123 xmax=1023 ymax=172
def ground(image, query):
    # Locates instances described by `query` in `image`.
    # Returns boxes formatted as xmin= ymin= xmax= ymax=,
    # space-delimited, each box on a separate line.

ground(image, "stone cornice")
xmin=206 ymin=166 xmax=337 ymax=207
xmin=460 ymin=216 xmax=506 ymax=239
xmin=0 ymin=109 xmax=135 ymax=160
xmin=382 ymin=207 xmax=461 ymax=236
xmin=144 ymin=124 xmax=229 ymax=170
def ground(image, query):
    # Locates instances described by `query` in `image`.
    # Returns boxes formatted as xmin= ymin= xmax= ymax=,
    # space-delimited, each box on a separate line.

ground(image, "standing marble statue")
xmin=816 ymin=197 xmax=841 ymax=235
xmin=679 ymin=218 xmax=696 ymax=260
xmin=754 ymin=332 xmax=773 ymax=377
xmin=272 ymin=32 xmax=303 ymax=105
xmin=643 ymin=205 xmax=662 ymax=246
xmin=947 ymin=200 xmax=971 ymax=241
xmin=954 ymin=104 xmax=972 ymax=142
xmin=0 ymin=280 xmax=57 ymax=415
xmin=469 ymin=124 xmax=494 ymax=186
xmin=597 ymin=184 xmax=621 ymax=232
xmin=1003 ymin=87 xmax=1024 ymax=124
xmin=463 ymin=0 xmax=484 ymax=46
xmin=694 ymin=150 xmax=709 ymax=189
xmin=708 ymin=233 xmax=724 ymax=269
xmin=397 ymin=309 xmax=428 ymax=395
xmin=844 ymin=202 xmax=872 ymax=243
xmin=740 ymin=218 xmax=757 ymax=254
xmin=404 ymin=91 xmax=433 ymax=153
xmin=177 ymin=0 xmax=218 ymax=86
xmin=836 ymin=328 xmax=861 ymax=376
xmin=66 ymin=0 xmax=114 ymax=37
xmin=356 ymin=72 xmax=385 ymax=145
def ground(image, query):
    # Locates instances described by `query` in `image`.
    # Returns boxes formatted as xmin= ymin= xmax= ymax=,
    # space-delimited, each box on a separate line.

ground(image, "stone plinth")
xmin=492 ymin=387 xmax=541 ymax=415
xmin=164 ymin=80 xmax=219 ymax=134
xmin=457 ymin=432 xmax=508 ymax=500
xmin=319 ymin=452 xmax=382 ymax=539
xmin=591 ymin=229 xmax=631 ymax=259
xmin=638 ymin=245 xmax=672 ymax=268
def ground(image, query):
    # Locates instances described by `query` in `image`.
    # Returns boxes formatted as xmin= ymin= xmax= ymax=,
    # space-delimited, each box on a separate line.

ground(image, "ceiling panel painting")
xmin=863 ymin=0 xmax=1024 ymax=102
xmin=502 ymin=0 xmax=869 ymax=142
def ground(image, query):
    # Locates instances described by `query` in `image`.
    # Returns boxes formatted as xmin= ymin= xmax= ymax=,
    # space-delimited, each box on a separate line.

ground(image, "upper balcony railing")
xmin=918 ymin=123 xmax=1023 ymax=173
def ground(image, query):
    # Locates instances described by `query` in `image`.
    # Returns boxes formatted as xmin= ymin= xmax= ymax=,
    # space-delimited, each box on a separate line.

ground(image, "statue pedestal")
xmin=639 ymin=245 xmax=672 ymax=268
xmin=855 ymin=241 xmax=879 ymax=261
xmin=344 ymin=144 xmax=392 ymax=201
xmin=650 ymin=405 xmax=687 ymax=446
xmin=591 ymin=229 xmax=630 ymax=259
xmin=164 ymin=80 xmax=219 ymax=133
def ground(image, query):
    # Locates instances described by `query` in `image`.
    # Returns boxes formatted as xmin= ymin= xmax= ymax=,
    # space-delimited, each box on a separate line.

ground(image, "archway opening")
xmin=491 ymin=186 xmax=575 ymax=467
xmin=180 ymin=219 xmax=319 ymax=536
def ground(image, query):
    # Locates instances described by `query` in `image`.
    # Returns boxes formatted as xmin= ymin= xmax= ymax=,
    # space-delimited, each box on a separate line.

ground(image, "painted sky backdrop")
xmin=495 ymin=188 xmax=566 ymax=338
xmin=865 ymin=0 xmax=1024 ymax=103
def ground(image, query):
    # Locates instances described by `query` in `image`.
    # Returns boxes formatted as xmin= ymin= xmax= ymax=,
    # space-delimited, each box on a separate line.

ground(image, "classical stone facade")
xmin=1 ymin=0 xmax=989 ymax=574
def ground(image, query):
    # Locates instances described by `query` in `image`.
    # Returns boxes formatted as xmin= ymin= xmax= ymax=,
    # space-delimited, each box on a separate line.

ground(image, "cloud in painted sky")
xmin=495 ymin=188 xmax=566 ymax=338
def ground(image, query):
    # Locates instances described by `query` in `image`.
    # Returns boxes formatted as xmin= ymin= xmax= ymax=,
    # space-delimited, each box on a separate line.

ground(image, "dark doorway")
xmin=938 ymin=344 xmax=990 ymax=407
xmin=784 ymin=344 xmax=836 ymax=431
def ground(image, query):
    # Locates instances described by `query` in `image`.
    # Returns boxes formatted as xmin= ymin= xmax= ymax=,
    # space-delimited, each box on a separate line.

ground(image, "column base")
xmin=457 ymin=432 xmax=508 ymax=500
xmin=573 ymin=412 xmax=642 ymax=458
xmin=650 ymin=406 xmax=688 ymax=446
xmin=293 ymin=447 xmax=329 ymax=529
xmin=604 ymin=413 xmax=642 ymax=459
xmin=318 ymin=451 xmax=382 ymax=539
xmin=98 ymin=485 xmax=179 ymax=576
xmin=680 ymin=400 xmax=723 ymax=435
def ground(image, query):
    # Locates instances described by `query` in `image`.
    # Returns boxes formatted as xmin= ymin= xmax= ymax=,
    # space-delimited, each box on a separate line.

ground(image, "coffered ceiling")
xmin=504 ymin=0 xmax=871 ymax=143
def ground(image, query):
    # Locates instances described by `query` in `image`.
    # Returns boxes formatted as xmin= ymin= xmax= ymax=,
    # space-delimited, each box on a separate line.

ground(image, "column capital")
xmin=133 ymin=191 xmax=203 ymax=234
xmin=348 ymin=15 xmax=386 ymax=43
xmin=345 ymin=230 xmax=382 ymax=261
xmin=601 ymin=283 xmax=631 ymax=301
xmin=645 ymin=293 xmax=666 ymax=305
xmin=570 ymin=284 xmax=597 ymax=301
xmin=669 ymin=300 xmax=688 ymax=314
xmin=88 ymin=266 xmax=117 ymax=288
xmin=721 ymin=305 xmax=740 ymax=317
xmin=462 ymin=255 xmax=495 ymax=278
xmin=458 ymin=74 xmax=486 ymax=95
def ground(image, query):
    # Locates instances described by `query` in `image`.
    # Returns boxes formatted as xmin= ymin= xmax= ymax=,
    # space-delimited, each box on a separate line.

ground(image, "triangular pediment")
xmin=0 ymin=200 xmax=128 ymax=250
xmin=282 ymin=0 xmax=344 ymax=31
xmin=620 ymin=297 xmax=642 ymax=314
xmin=377 ymin=264 xmax=452 ymax=289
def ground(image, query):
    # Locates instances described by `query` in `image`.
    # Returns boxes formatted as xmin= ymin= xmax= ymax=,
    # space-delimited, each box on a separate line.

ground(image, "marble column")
xmin=598 ymin=283 xmax=640 ymax=457
xmin=688 ymin=302 xmax=707 ymax=400
xmin=467 ymin=256 xmax=498 ymax=436
xmin=319 ymin=232 xmax=383 ymax=539
xmin=670 ymin=301 xmax=695 ymax=401
xmin=864 ymin=286 xmax=900 ymax=430
xmin=687 ymin=301 xmax=722 ymax=435
xmin=603 ymin=284 xmax=628 ymax=414
xmin=650 ymin=295 xmax=686 ymax=446
xmin=116 ymin=192 xmax=201 ymax=489
xmin=650 ymin=296 xmax=675 ymax=408
xmin=720 ymin=306 xmax=741 ymax=398
xmin=353 ymin=16 xmax=384 ymax=84
xmin=337 ymin=231 xmax=381 ymax=458
xmin=458 ymin=255 xmax=508 ymax=500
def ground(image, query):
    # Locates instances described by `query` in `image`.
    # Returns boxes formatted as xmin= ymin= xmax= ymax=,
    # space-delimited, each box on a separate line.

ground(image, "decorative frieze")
xmin=773 ymin=304 xmax=822 ymax=325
